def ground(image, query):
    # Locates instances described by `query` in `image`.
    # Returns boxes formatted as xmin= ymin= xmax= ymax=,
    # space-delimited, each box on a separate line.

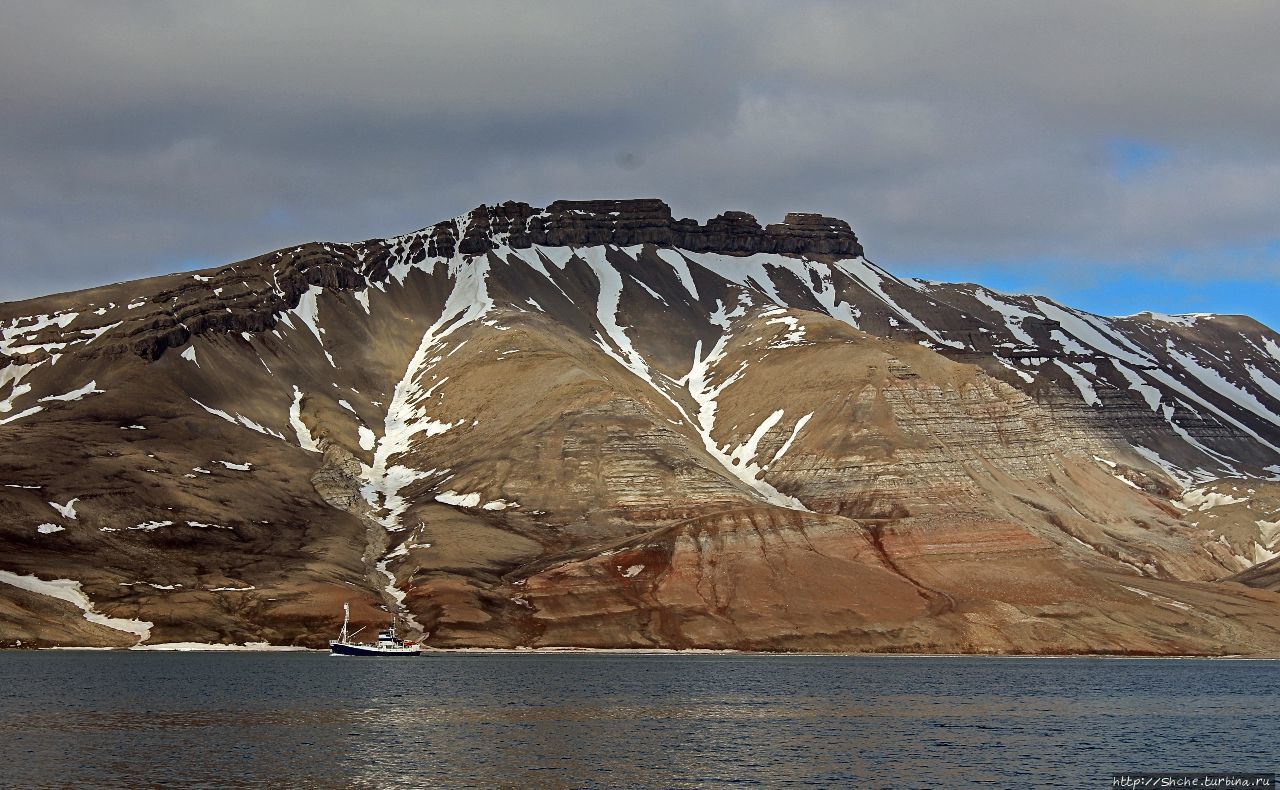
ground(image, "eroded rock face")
xmin=431 ymin=199 xmax=863 ymax=258
xmin=1 ymin=200 xmax=1279 ymax=653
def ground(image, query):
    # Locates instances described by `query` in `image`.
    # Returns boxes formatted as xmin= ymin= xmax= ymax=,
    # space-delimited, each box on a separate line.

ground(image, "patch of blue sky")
xmin=903 ymin=246 xmax=1280 ymax=331
xmin=1105 ymin=138 xmax=1171 ymax=181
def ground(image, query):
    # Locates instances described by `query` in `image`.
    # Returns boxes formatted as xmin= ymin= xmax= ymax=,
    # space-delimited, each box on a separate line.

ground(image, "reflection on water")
xmin=0 ymin=652 xmax=1275 ymax=788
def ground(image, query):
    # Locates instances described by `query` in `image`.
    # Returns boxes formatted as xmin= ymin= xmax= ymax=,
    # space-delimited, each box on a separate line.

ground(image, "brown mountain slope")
xmin=2 ymin=199 xmax=1279 ymax=653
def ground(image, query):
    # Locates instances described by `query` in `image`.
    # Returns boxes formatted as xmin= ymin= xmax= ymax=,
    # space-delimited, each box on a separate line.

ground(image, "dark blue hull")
xmin=329 ymin=641 xmax=421 ymax=657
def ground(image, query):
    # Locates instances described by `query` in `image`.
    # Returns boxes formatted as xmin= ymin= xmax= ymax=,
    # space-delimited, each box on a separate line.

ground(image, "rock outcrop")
xmin=434 ymin=199 xmax=863 ymax=258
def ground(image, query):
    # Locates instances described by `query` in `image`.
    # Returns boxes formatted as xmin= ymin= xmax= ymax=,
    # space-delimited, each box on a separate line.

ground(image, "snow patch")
xmin=39 ymin=381 xmax=103 ymax=403
xmin=1130 ymin=445 xmax=1200 ymax=488
xmin=766 ymin=315 xmax=806 ymax=348
xmin=132 ymin=521 xmax=174 ymax=531
xmin=78 ymin=321 xmax=122 ymax=346
xmin=1139 ymin=312 xmax=1213 ymax=327
xmin=131 ymin=642 xmax=308 ymax=652
xmin=1053 ymin=360 xmax=1101 ymax=406
xmin=683 ymin=332 xmax=809 ymax=510
xmin=1247 ymin=366 xmax=1280 ymax=406
xmin=289 ymin=387 xmax=321 ymax=452
xmin=1114 ymin=362 xmax=1161 ymax=411
xmin=375 ymin=558 xmax=423 ymax=633
xmin=49 ymin=498 xmax=78 ymax=519
xmin=1032 ymin=299 xmax=1154 ymax=367
xmin=285 ymin=285 xmax=336 ymax=367
xmin=435 ymin=490 xmax=482 ymax=508
xmin=1120 ymin=585 xmax=1192 ymax=611
xmin=0 ymin=406 xmax=43 ymax=425
xmin=1180 ymin=488 xmax=1247 ymax=512
xmin=191 ymin=398 xmax=286 ymax=440
xmin=833 ymin=258 xmax=956 ymax=345
xmin=769 ymin=413 xmax=813 ymax=465
xmin=1166 ymin=346 xmax=1280 ymax=428
xmin=1143 ymin=368 xmax=1280 ymax=455
xmin=654 ymin=249 xmax=700 ymax=301
xmin=0 ymin=570 xmax=152 ymax=641
xmin=972 ymin=288 xmax=1036 ymax=345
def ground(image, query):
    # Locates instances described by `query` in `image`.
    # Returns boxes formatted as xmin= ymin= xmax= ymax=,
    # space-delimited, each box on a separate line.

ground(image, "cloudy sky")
xmin=3 ymin=1 xmax=1279 ymax=326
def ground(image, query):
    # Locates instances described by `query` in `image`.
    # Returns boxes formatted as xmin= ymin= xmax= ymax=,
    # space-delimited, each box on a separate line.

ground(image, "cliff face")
xmin=2 ymin=199 xmax=1280 ymax=653
xmin=439 ymin=199 xmax=863 ymax=258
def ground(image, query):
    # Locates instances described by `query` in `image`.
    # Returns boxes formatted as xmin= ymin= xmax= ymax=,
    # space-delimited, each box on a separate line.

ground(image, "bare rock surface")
xmin=2 ymin=200 xmax=1279 ymax=653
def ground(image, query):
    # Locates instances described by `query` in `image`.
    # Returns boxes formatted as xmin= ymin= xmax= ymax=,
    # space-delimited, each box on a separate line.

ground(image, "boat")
xmin=329 ymin=602 xmax=421 ymax=656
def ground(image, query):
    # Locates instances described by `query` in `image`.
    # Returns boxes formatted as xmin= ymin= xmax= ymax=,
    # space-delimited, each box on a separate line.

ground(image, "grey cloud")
xmin=1 ymin=1 xmax=1278 ymax=304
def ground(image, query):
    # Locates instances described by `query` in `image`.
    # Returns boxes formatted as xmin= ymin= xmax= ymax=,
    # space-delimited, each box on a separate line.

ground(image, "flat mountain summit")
xmin=3 ymin=198 xmax=1280 ymax=653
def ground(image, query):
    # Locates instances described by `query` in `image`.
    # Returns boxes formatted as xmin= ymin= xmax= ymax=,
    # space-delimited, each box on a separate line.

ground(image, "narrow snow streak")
xmin=192 ymin=399 xmax=286 ymax=440
xmin=39 ymin=381 xmax=104 ymax=403
xmin=1246 ymin=366 xmax=1280 ymax=409
xmin=1032 ymin=299 xmax=1154 ymax=367
xmin=1053 ymin=360 xmax=1101 ymax=406
xmin=770 ymin=412 xmax=813 ymax=465
xmin=571 ymin=252 xmax=812 ymax=511
xmin=1166 ymin=346 xmax=1280 ymax=428
xmin=289 ymin=387 xmax=321 ymax=452
xmin=518 ymin=247 xmax=814 ymax=511
xmin=1114 ymin=362 xmax=1161 ymax=411
xmin=0 ymin=406 xmax=42 ymax=425
xmin=767 ymin=257 xmax=862 ymax=329
xmin=972 ymin=288 xmax=1036 ymax=345
xmin=683 ymin=329 xmax=810 ymax=510
xmin=286 ymin=285 xmax=337 ymax=367
xmin=654 ymin=249 xmax=700 ymax=301
xmin=834 ymin=259 xmax=955 ymax=344
xmin=361 ymin=251 xmax=493 ymax=530
xmin=579 ymin=246 xmax=655 ymax=382
xmin=375 ymin=558 xmax=423 ymax=633
xmin=1143 ymin=369 xmax=1280 ymax=455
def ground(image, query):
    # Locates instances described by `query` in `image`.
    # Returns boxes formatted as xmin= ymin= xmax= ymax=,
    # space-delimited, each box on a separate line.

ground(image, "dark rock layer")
xmin=427 ymin=199 xmax=863 ymax=259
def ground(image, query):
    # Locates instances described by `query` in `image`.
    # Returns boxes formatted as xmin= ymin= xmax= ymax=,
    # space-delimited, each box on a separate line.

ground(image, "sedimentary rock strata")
xmin=2 ymin=200 xmax=1279 ymax=653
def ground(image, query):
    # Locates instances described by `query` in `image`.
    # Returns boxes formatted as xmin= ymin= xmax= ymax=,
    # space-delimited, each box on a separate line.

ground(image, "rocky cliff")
xmin=2 ymin=199 xmax=1279 ymax=653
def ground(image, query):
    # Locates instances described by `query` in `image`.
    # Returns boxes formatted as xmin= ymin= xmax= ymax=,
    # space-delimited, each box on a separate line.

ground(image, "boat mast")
xmin=340 ymin=602 xmax=350 ymax=643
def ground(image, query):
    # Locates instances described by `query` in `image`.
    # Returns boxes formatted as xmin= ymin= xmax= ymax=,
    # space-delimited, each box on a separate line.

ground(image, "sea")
xmin=0 ymin=651 xmax=1275 ymax=788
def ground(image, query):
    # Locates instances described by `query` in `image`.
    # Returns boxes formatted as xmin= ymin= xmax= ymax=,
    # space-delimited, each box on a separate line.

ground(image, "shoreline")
xmin=22 ymin=644 xmax=1280 ymax=659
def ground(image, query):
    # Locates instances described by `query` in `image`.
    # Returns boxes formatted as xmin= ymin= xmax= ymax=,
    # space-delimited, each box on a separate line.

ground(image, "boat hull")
xmin=329 ymin=641 xmax=421 ymax=657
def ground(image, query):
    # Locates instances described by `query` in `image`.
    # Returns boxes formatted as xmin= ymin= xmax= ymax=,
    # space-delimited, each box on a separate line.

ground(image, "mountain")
xmin=3 ymin=198 xmax=1280 ymax=653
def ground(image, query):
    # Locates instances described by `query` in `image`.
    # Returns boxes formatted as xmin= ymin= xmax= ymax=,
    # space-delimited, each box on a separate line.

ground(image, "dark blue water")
xmin=0 ymin=652 xmax=1275 ymax=788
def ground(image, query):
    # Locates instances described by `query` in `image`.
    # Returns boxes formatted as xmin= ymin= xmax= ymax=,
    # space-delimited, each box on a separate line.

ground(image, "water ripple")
xmin=0 ymin=653 xmax=1275 ymax=788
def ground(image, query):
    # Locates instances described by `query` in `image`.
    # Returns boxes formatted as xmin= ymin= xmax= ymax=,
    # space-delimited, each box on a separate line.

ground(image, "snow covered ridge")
xmin=314 ymin=230 xmax=1277 ymax=506
xmin=1 ymin=199 xmax=1278 ymax=491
